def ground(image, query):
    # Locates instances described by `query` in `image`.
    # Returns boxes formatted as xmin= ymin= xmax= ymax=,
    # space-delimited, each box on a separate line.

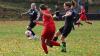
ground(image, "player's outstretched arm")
xmin=21 ymin=9 xmax=31 ymax=16
xmin=36 ymin=21 xmax=44 ymax=26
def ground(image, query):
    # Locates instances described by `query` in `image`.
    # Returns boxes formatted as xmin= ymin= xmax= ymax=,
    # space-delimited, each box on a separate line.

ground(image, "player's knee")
xmin=55 ymin=31 xmax=61 ymax=36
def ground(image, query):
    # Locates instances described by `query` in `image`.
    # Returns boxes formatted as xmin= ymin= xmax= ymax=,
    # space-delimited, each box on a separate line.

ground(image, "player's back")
xmin=42 ymin=10 xmax=55 ymax=31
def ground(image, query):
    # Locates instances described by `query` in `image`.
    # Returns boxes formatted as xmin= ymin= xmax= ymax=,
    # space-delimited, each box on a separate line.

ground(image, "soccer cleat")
xmin=61 ymin=42 xmax=67 ymax=52
xmin=61 ymin=45 xmax=66 ymax=52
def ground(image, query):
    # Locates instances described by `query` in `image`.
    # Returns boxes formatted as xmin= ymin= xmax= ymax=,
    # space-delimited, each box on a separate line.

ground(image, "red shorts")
xmin=80 ymin=15 xmax=87 ymax=21
xmin=41 ymin=27 xmax=55 ymax=40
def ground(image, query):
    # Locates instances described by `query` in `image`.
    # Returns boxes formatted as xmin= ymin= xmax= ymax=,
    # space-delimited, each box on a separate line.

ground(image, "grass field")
xmin=0 ymin=21 xmax=100 ymax=56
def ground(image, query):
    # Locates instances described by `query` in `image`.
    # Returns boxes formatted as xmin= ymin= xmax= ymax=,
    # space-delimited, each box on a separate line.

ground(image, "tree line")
xmin=0 ymin=0 xmax=66 ymax=4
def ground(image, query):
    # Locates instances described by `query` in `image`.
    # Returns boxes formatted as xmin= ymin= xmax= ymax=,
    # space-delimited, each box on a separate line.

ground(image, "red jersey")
xmin=80 ymin=7 xmax=85 ymax=15
xmin=80 ymin=7 xmax=87 ymax=20
xmin=42 ymin=10 xmax=55 ymax=32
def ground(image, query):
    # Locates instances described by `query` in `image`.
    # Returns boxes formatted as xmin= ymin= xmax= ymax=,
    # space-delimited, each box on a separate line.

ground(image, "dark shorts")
xmin=27 ymin=21 xmax=36 ymax=30
xmin=59 ymin=25 xmax=72 ymax=37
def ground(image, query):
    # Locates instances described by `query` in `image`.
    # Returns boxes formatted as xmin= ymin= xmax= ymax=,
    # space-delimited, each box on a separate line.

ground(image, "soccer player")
xmin=76 ymin=5 xmax=92 ymax=27
xmin=22 ymin=3 xmax=40 ymax=39
xmin=53 ymin=2 xmax=74 ymax=52
xmin=36 ymin=4 xmax=60 ymax=54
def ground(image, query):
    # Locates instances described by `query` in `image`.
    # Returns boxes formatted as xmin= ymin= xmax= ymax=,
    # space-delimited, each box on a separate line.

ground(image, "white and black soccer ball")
xmin=25 ymin=30 xmax=32 ymax=37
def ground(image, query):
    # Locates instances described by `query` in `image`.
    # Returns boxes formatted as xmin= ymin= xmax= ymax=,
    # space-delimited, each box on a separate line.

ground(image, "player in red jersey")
xmin=76 ymin=5 xmax=92 ymax=27
xmin=36 ymin=4 xmax=60 ymax=54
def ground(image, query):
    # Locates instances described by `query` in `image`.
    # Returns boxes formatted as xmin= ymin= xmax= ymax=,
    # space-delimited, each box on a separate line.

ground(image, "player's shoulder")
xmin=67 ymin=10 xmax=73 ymax=14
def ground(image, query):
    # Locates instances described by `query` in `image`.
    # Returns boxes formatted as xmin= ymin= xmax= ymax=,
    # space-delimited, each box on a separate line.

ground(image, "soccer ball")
xmin=25 ymin=30 xmax=32 ymax=37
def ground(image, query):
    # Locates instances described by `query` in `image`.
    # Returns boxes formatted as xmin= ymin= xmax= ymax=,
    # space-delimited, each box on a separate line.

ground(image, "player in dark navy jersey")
xmin=22 ymin=3 xmax=40 ymax=39
xmin=53 ymin=2 xmax=74 ymax=52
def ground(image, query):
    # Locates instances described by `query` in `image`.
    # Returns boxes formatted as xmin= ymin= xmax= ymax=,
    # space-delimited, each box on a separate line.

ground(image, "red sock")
xmin=51 ymin=41 xmax=60 ymax=46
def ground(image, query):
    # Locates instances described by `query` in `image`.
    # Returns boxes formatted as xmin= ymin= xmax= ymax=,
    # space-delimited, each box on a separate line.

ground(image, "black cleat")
xmin=61 ymin=42 xmax=67 ymax=52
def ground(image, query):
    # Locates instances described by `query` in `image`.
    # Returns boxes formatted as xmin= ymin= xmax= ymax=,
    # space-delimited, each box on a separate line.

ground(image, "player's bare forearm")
xmin=36 ymin=21 xmax=44 ymax=26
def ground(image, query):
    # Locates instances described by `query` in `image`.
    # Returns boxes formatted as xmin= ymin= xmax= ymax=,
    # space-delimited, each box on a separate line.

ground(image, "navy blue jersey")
xmin=64 ymin=10 xmax=74 ymax=27
xmin=59 ymin=9 xmax=74 ymax=37
xmin=27 ymin=9 xmax=39 ymax=21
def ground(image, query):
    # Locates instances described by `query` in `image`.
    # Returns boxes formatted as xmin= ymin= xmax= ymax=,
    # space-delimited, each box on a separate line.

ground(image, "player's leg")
xmin=27 ymin=21 xmax=37 ymax=39
xmin=61 ymin=35 xmax=67 ymax=52
xmin=72 ymin=24 xmax=75 ymax=30
xmin=27 ymin=27 xmax=35 ymax=36
xmin=45 ymin=32 xmax=60 ymax=47
xmin=74 ymin=14 xmax=83 ymax=26
xmin=46 ymin=39 xmax=60 ymax=47
xmin=50 ymin=41 xmax=60 ymax=46
xmin=61 ymin=26 xmax=72 ymax=52
xmin=53 ymin=31 xmax=61 ymax=41
xmin=29 ymin=21 xmax=36 ymax=36
xmin=46 ymin=32 xmax=60 ymax=47
xmin=76 ymin=18 xmax=83 ymax=27
xmin=41 ymin=37 xmax=48 ymax=54
xmin=85 ymin=19 xmax=92 ymax=24
xmin=53 ymin=26 xmax=64 ymax=41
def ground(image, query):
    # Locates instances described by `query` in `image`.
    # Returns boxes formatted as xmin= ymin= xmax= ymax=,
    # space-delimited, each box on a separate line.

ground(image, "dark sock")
xmin=62 ymin=42 xmax=66 ymax=47
xmin=61 ymin=42 xmax=66 ymax=52
xmin=53 ymin=37 xmax=58 ymax=41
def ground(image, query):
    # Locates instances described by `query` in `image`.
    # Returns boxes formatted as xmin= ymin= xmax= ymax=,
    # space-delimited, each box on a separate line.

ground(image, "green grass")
xmin=0 ymin=21 xmax=100 ymax=56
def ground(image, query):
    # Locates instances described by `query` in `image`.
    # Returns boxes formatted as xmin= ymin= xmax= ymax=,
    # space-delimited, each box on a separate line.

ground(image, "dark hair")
xmin=39 ymin=4 xmax=47 ymax=10
xmin=64 ymin=2 xmax=72 ymax=7
xmin=71 ymin=0 xmax=77 ymax=7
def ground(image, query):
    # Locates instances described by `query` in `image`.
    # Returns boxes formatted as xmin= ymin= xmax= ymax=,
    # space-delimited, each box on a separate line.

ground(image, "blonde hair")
xmin=31 ymin=3 xmax=36 ymax=9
